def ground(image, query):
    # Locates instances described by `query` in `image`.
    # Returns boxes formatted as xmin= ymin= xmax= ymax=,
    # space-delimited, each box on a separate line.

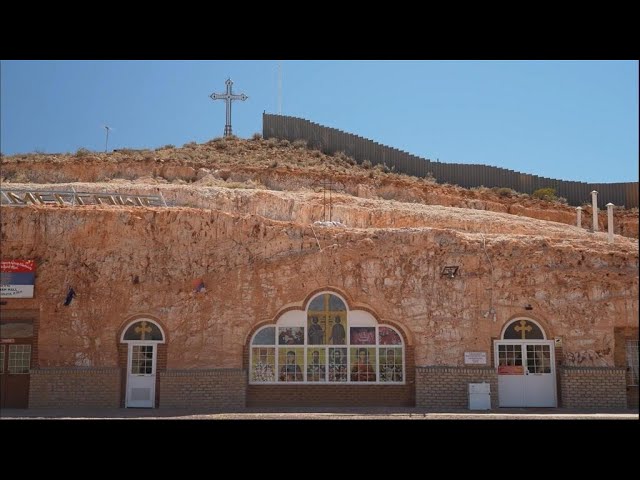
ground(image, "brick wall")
xmin=416 ymin=367 xmax=498 ymax=409
xmin=560 ymin=367 xmax=627 ymax=409
xmin=29 ymin=367 xmax=121 ymax=408
xmin=247 ymin=384 xmax=413 ymax=407
xmin=613 ymin=327 xmax=639 ymax=409
xmin=159 ymin=369 xmax=246 ymax=409
xmin=628 ymin=386 xmax=639 ymax=410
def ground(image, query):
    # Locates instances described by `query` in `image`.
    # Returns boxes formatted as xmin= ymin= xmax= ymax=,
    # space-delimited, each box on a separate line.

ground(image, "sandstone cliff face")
xmin=2 ymin=187 xmax=637 ymax=370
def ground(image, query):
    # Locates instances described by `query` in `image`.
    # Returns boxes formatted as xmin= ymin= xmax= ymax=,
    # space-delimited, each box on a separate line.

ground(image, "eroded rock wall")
xmin=2 ymin=199 xmax=636 ymax=370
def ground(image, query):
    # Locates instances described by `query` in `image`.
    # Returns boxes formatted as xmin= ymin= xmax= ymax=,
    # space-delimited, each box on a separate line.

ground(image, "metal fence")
xmin=263 ymin=113 xmax=638 ymax=209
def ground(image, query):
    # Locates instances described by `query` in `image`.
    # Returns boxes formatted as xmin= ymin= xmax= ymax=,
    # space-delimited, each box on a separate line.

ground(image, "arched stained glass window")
xmin=123 ymin=320 xmax=164 ymax=341
xmin=503 ymin=319 xmax=545 ymax=340
xmin=250 ymin=292 xmax=404 ymax=384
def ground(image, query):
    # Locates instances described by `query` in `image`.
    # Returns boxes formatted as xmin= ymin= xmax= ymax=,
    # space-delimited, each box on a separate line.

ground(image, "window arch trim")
xmin=120 ymin=318 xmax=166 ymax=343
xmin=501 ymin=317 xmax=547 ymax=340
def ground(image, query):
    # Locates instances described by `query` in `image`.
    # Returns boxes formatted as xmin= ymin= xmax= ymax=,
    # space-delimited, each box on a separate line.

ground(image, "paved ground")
xmin=1 ymin=406 xmax=637 ymax=420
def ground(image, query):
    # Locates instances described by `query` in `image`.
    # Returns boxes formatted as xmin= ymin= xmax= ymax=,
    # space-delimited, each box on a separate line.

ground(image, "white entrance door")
xmin=495 ymin=340 xmax=556 ymax=407
xmin=126 ymin=343 xmax=156 ymax=408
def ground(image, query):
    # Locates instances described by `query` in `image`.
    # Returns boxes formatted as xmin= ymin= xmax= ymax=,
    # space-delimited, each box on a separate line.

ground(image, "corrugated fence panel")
xmin=262 ymin=114 xmax=638 ymax=208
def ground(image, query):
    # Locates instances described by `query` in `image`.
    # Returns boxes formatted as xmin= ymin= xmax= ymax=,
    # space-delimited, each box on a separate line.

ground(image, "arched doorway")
xmin=494 ymin=318 xmax=556 ymax=407
xmin=120 ymin=319 xmax=165 ymax=408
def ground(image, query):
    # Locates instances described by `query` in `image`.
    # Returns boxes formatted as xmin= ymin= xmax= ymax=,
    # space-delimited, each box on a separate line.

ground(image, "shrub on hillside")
xmin=532 ymin=187 xmax=557 ymax=202
xmin=492 ymin=187 xmax=517 ymax=197
xmin=374 ymin=163 xmax=391 ymax=173
xmin=75 ymin=148 xmax=91 ymax=158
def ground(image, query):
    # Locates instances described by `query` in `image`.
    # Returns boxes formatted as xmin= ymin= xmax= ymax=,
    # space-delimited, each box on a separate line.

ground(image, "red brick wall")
xmin=248 ymin=384 xmax=412 ymax=407
xmin=560 ymin=367 xmax=627 ymax=409
xmin=29 ymin=367 xmax=121 ymax=408
xmin=416 ymin=367 xmax=498 ymax=409
xmin=628 ymin=386 xmax=639 ymax=409
xmin=159 ymin=369 xmax=246 ymax=408
xmin=613 ymin=327 xmax=639 ymax=409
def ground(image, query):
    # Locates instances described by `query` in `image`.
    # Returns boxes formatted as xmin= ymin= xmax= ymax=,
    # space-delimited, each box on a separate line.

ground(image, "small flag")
xmin=193 ymin=278 xmax=206 ymax=293
xmin=63 ymin=287 xmax=76 ymax=306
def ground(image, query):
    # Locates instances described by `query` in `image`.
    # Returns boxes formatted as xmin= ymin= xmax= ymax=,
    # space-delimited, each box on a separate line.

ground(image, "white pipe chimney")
xmin=590 ymin=190 xmax=598 ymax=231
xmin=606 ymin=203 xmax=614 ymax=243
xmin=576 ymin=206 xmax=582 ymax=228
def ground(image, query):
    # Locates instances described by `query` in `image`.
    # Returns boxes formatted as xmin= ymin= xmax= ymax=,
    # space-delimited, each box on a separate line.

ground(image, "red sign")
xmin=0 ymin=338 xmax=16 ymax=344
xmin=1 ymin=260 xmax=35 ymax=272
xmin=1 ymin=260 xmax=36 ymax=298
xmin=498 ymin=365 xmax=524 ymax=375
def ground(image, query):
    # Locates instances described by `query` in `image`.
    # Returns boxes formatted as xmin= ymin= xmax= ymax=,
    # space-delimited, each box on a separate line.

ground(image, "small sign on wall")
xmin=464 ymin=352 xmax=487 ymax=365
xmin=1 ymin=260 xmax=35 ymax=298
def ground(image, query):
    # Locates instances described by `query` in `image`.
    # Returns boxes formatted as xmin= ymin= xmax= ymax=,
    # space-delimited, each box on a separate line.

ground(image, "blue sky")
xmin=1 ymin=60 xmax=637 ymax=183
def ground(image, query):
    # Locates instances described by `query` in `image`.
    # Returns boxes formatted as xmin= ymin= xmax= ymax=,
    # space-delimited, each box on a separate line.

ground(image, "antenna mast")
xmin=278 ymin=61 xmax=282 ymax=114
xmin=104 ymin=126 xmax=111 ymax=153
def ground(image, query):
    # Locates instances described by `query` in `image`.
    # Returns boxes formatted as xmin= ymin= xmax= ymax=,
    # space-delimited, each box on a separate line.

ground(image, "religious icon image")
xmin=378 ymin=326 xmax=402 ymax=345
xmin=308 ymin=293 xmax=346 ymax=345
xmin=278 ymin=348 xmax=303 ymax=382
xmin=350 ymin=347 xmax=376 ymax=382
xmin=328 ymin=316 xmax=346 ymax=344
xmin=379 ymin=348 xmax=403 ymax=382
xmin=307 ymin=315 xmax=326 ymax=345
xmin=328 ymin=347 xmax=347 ymax=382
xmin=350 ymin=327 xmax=375 ymax=345
xmin=278 ymin=327 xmax=304 ymax=345
xmin=307 ymin=349 xmax=326 ymax=382
xmin=252 ymin=347 xmax=275 ymax=382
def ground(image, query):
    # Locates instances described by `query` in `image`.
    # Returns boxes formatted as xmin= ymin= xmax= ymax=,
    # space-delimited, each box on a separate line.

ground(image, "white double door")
xmin=126 ymin=343 xmax=157 ymax=408
xmin=495 ymin=340 xmax=556 ymax=407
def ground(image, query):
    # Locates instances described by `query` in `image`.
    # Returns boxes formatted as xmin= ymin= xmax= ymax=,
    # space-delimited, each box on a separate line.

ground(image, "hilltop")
xmin=1 ymin=135 xmax=637 ymax=239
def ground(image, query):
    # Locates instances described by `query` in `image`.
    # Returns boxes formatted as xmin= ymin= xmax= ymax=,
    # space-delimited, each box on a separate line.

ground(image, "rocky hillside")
xmin=1 ymin=135 xmax=638 ymax=238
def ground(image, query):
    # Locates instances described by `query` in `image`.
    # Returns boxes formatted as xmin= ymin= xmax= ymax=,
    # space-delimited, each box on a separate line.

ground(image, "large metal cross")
xmin=210 ymin=78 xmax=248 ymax=137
